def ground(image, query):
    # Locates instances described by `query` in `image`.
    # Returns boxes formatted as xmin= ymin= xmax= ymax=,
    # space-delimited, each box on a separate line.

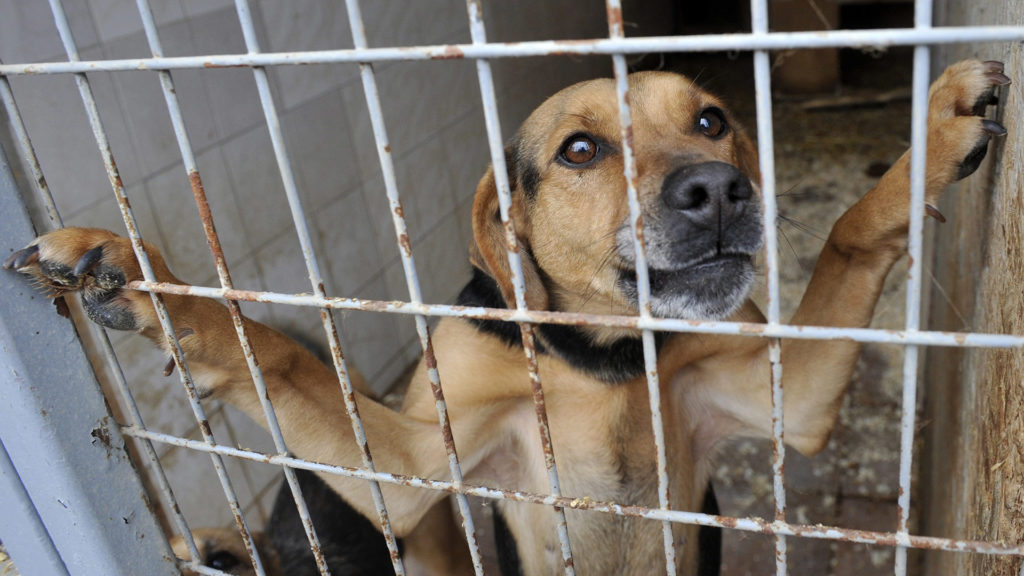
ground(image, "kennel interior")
xmin=0 ymin=0 xmax=1022 ymax=575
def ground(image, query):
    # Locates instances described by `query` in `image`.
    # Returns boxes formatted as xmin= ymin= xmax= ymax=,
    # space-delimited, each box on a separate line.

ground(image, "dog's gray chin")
xmin=619 ymin=255 xmax=755 ymax=320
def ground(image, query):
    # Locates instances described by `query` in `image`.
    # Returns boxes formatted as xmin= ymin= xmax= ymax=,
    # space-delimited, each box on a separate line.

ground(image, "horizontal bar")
xmin=128 ymin=280 xmax=1024 ymax=349
xmin=3 ymin=26 xmax=1024 ymax=76
xmin=121 ymin=425 xmax=1024 ymax=558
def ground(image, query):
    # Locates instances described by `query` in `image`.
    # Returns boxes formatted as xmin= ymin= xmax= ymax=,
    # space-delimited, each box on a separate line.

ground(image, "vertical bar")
xmin=605 ymin=2 xmax=678 ymax=572
xmin=338 ymin=1 xmax=488 ymax=572
xmin=464 ymin=1 xmax=577 ymax=573
xmin=133 ymin=2 xmax=332 ymax=574
xmin=0 ymin=51 xmax=202 ymax=569
xmin=749 ymin=0 xmax=788 ymax=573
xmin=895 ymin=0 xmax=934 ymax=571
xmin=231 ymin=1 xmax=408 ymax=572
xmin=44 ymin=2 xmax=269 ymax=574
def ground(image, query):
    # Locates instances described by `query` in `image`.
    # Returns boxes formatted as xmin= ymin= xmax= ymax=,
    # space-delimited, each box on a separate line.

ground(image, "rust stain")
xmin=606 ymin=5 xmax=624 ymax=32
xmin=398 ymin=232 xmax=412 ymax=257
xmin=432 ymin=45 xmax=465 ymax=60
xmin=202 ymin=62 xmax=246 ymax=68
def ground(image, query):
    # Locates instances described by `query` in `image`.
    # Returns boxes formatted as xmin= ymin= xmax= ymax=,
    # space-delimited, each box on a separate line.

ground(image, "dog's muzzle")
xmin=618 ymin=161 xmax=763 ymax=320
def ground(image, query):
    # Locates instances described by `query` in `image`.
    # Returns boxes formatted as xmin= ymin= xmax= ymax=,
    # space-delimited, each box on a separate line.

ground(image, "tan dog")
xmin=5 ymin=60 xmax=1009 ymax=575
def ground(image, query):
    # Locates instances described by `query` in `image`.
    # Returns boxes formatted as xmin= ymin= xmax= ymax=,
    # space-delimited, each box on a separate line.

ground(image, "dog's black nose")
xmin=661 ymin=162 xmax=753 ymax=228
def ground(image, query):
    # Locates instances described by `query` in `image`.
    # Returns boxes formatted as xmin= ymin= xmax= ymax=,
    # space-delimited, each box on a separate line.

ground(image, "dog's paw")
xmin=4 ymin=228 xmax=152 ymax=331
xmin=927 ymin=60 xmax=1010 ymax=185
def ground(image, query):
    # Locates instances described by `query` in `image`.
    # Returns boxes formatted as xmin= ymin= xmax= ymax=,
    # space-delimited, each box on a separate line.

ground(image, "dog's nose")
xmin=661 ymin=162 xmax=754 ymax=229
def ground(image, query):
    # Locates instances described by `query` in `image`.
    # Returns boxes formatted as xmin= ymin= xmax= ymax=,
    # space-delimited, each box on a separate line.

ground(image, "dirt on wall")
xmin=920 ymin=2 xmax=1024 ymax=573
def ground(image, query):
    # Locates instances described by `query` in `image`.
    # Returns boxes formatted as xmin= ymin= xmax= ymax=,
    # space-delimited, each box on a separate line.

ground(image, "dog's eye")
xmin=206 ymin=551 xmax=241 ymax=570
xmin=698 ymin=108 xmax=727 ymax=138
xmin=559 ymin=135 xmax=599 ymax=165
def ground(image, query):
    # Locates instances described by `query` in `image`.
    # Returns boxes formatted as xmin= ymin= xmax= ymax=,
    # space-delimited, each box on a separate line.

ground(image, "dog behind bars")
xmin=5 ymin=59 xmax=1009 ymax=575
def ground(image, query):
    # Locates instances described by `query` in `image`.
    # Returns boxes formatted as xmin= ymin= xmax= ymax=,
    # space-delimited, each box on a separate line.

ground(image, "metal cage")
xmin=1 ymin=0 xmax=1023 ymax=575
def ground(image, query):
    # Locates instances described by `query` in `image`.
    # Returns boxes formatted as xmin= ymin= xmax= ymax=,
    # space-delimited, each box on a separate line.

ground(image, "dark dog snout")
xmin=661 ymin=161 xmax=753 ymax=230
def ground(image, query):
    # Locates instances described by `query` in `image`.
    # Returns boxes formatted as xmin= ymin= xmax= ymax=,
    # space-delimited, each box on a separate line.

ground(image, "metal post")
xmin=0 ymin=141 xmax=177 ymax=576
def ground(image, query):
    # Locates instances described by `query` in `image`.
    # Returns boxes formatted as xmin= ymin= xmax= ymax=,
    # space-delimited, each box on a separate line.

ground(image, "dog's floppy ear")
xmin=733 ymin=126 xmax=762 ymax=188
xmin=469 ymin=158 xmax=549 ymax=311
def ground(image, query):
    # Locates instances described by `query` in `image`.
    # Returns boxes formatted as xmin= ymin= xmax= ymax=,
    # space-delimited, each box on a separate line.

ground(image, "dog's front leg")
xmin=3 ymin=227 xmax=492 ymax=540
xmin=688 ymin=60 xmax=1009 ymax=455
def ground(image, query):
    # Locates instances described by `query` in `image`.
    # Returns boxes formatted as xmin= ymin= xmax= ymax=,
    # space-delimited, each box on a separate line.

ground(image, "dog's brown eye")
xmin=560 ymin=135 xmax=598 ymax=165
xmin=698 ymin=108 xmax=727 ymax=138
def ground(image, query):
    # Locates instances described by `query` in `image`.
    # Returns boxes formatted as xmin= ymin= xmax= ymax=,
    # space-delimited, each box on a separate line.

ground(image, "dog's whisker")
xmin=777 ymin=213 xmax=827 ymax=241
xmin=777 ymin=227 xmax=809 ymax=272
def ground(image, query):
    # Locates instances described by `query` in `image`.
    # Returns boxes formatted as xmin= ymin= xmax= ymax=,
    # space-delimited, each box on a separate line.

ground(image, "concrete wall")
xmin=921 ymin=2 xmax=1024 ymax=574
xmin=0 ymin=0 xmax=670 ymax=536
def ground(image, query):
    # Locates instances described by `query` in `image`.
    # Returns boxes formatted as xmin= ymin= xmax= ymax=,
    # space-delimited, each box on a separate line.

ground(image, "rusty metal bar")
xmin=45 ymin=1 xmax=269 ymax=574
xmin=464 ymin=0 xmax=577 ymax=572
xmin=0 ymin=52 xmax=203 ymax=570
xmin=604 ymin=1 xmax=678 ymax=572
xmin=120 ymin=425 xmax=1024 ymax=559
xmin=126 ymin=280 xmax=1024 ymax=350
xmin=339 ymin=1 xmax=486 ymax=572
xmin=5 ymin=27 xmax=1024 ymax=76
xmin=749 ymin=0 xmax=788 ymax=573
xmin=133 ymin=1 xmax=332 ymax=573
xmin=895 ymin=0 xmax=935 ymax=570
xmin=229 ymin=0 xmax=408 ymax=572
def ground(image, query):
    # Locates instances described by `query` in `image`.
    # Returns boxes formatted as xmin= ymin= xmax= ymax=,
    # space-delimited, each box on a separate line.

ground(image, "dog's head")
xmin=471 ymin=71 xmax=763 ymax=321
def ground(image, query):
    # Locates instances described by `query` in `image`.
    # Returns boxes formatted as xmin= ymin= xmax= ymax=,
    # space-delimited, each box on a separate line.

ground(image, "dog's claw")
xmin=3 ymin=245 xmax=39 ymax=270
xmin=73 ymin=246 xmax=105 ymax=276
xmin=925 ymin=204 xmax=947 ymax=223
xmin=982 ymin=120 xmax=1007 ymax=137
xmin=983 ymin=60 xmax=1005 ymax=74
xmin=986 ymin=71 xmax=1012 ymax=86
xmin=162 ymin=356 xmax=176 ymax=377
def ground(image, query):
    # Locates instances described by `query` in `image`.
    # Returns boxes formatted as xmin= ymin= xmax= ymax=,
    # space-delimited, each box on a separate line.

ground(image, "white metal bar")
xmin=44 ymin=2 xmax=269 ymax=574
xmin=749 ymin=0 xmax=788 ymax=573
xmin=127 ymin=280 xmax=1024 ymax=349
xmin=604 ymin=0 xmax=678 ymax=569
xmin=120 ymin=425 xmax=1024 ymax=559
xmin=133 ymin=2 xmax=332 ymax=574
xmin=229 ymin=1 xmax=408 ymax=572
xmin=339 ymin=1 xmax=486 ymax=572
xmin=895 ymin=0 xmax=935 ymax=570
xmin=0 ymin=51 xmax=203 ymax=567
xmin=4 ymin=27 xmax=1024 ymax=75
xmin=463 ymin=1 xmax=577 ymax=572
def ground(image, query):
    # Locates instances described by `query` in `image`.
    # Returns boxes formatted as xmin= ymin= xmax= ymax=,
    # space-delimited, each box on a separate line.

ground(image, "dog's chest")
xmin=490 ymin=379 xmax=698 ymax=575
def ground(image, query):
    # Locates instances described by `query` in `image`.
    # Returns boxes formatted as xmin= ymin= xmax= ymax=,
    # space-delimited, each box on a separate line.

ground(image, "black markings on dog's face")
xmin=510 ymin=137 xmax=542 ymax=201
